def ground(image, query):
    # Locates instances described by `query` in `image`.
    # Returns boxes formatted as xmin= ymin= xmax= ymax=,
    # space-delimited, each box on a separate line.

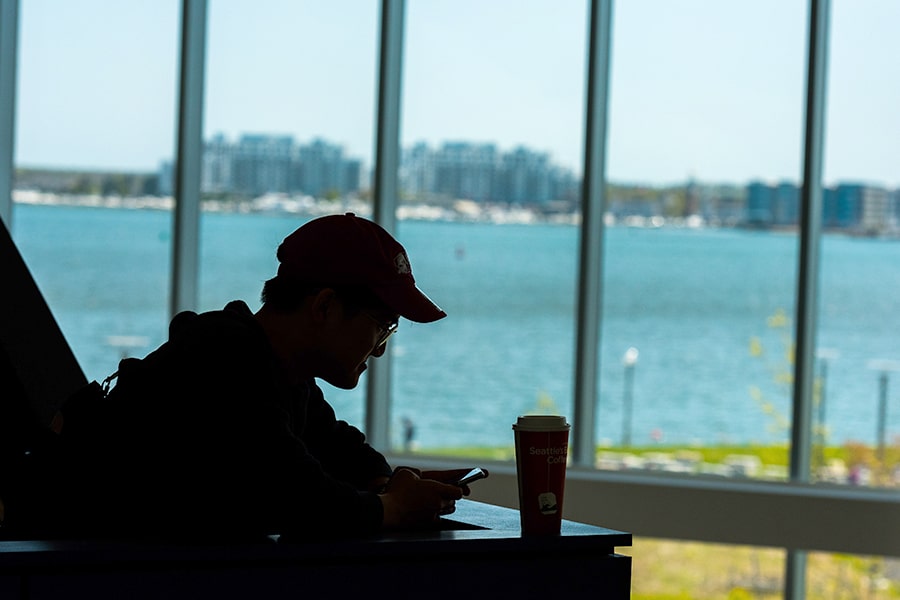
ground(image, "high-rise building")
xmin=825 ymin=183 xmax=864 ymax=230
xmin=400 ymin=143 xmax=436 ymax=198
xmin=857 ymin=185 xmax=892 ymax=234
xmin=745 ymin=181 xmax=774 ymax=225
xmin=433 ymin=142 xmax=497 ymax=202
xmin=497 ymin=146 xmax=552 ymax=204
xmin=201 ymin=134 xmax=233 ymax=195
xmin=231 ymin=135 xmax=294 ymax=196
xmin=399 ymin=141 xmax=574 ymax=206
xmin=296 ymin=138 xmax=349 ymax=198
xmin=161 ymin=134 xmax=363 ymax=198
xmin=773 ymin=182 xmax=800 ymax=225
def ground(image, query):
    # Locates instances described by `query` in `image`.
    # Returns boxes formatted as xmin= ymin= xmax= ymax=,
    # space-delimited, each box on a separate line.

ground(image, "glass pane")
xmin=629 ymin=538 xmax=785 ymax=599
xmin=817 ymin=0 xmax=900 ymax=488
xmin=394 ymin=0 xmax=587 ymax=453
xmin=598 ymin=2 xmax=807 ymax=477
xmin=198 ymin=1 xmax=378 ymax=428
xmin=13 ymin=0 xmax=179 ymax=382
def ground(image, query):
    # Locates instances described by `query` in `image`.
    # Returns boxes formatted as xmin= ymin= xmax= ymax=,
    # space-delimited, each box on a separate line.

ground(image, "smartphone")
xmin=455 ymin=467 xmax=489 ymax=487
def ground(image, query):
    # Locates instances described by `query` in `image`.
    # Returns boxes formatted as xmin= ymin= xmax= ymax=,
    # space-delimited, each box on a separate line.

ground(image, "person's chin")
xmin=322 ymin=371 xmax=362 ymax=390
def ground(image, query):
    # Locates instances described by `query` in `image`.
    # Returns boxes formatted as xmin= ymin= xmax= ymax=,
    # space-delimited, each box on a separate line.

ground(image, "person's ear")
xmin=309 ymin=288 xmax=338 ymax=323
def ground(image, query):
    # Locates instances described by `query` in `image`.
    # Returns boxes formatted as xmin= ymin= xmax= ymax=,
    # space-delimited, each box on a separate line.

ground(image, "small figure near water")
xmin=402 ymin=416 xmax=416 ymax=452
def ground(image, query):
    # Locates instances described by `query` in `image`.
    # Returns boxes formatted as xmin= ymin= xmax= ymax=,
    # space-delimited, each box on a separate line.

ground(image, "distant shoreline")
xmin=14 ymin=189 xmax=900 ymax=240
xmin=13 ymin=189 xmax=576 ymax=226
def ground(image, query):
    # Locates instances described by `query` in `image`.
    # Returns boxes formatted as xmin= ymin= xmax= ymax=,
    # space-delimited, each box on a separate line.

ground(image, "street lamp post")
xmin=622 ymin=347 xmax=639 ymax=448
xmin=877 ymin=372 xmax=888 ymax=463
xmin=867 ymin=359 xmax=900 ymax=467
xmin=815 ymin=348 xmax=839 ymax=474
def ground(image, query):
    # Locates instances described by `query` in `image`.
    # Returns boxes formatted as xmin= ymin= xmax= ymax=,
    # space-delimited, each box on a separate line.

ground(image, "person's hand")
xmin=419 ymin=468 xmax=480 ymax=496
xmin=379 ymin=468 xmax=464 ymax=529
xmin=367 ymin=475 xmax=391 ymax=493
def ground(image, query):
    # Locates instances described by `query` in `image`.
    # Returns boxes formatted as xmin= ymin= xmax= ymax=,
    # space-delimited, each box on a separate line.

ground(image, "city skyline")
xmin=16 ymin=130 xmax=898 ymax=236
xmin=11 ymin=1 xmax=900 ymax=188
xmin=18 ymin=130 xmax=900 ymax=196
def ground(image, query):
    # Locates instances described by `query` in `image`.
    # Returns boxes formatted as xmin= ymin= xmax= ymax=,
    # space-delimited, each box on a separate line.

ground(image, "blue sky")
xmin=12 ymin=0 xmax=900 ymax=187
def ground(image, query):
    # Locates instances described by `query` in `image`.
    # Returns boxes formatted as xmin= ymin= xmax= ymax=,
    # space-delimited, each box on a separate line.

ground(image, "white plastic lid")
xmin=512 ymin=415 xmax=570 ymax=431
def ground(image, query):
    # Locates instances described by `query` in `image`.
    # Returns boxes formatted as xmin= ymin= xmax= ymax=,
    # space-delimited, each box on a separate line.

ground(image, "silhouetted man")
xmin=61 ymin=213 xmax=466 ymax=540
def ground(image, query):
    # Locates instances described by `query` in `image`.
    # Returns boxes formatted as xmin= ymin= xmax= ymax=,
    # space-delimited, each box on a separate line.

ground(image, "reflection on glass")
xmin=12 ymin=1 xmax=178 ymax=382
xmin=596 ymin=3 xmax=807 ymax=479
xmin=818 ymin=1 xmax=900 ymax=489
xmin=394 ymin=0 xmax=587 ymax=452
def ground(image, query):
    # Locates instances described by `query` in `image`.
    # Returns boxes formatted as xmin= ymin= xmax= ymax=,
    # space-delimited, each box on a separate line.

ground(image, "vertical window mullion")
xmin=366 ymin=0 xmax=405 ymax=450
xmin=792 ymin=0 xmax=830 ymax=485
xmin=572 ymin=0 xmax=613 ymax=467
xmin=170 ymin=0 xmax=208 ymax=318
xmin=0 ymin=0 xmax=18 ymax=226
xmin=786 ymin=0 xmax=831 ymax=598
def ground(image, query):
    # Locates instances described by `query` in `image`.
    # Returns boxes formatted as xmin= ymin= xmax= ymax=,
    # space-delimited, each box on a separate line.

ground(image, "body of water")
xmin=11 ymin=203 xmax=900 ymax=451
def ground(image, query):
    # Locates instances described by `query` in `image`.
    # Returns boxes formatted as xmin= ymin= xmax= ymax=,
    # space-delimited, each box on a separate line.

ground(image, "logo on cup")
xmin=538 ymin=492 xmax=558 ymax=515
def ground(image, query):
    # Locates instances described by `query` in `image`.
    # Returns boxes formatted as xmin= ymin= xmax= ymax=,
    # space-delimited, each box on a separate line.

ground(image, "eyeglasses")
xmin=363 ymin=312 xmax=399 ymax=348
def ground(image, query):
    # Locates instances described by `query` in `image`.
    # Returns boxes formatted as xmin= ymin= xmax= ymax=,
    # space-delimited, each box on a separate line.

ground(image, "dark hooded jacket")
xmin=60 ymin=300 xmax=391 ymax=540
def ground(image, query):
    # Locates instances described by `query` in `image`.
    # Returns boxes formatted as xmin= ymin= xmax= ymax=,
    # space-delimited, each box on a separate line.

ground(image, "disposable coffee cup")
xmin=513 ymin=415 xmax=570 ymax=535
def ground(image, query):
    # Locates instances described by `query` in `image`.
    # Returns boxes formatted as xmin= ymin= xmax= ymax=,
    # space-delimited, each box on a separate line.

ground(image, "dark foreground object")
xmin=0 ymin=501 xmax=631 ymax=599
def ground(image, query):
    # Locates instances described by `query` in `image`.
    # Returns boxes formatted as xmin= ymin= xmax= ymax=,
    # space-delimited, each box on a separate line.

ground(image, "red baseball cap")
xmin=276 ymin=213 xmax=446 ymax=323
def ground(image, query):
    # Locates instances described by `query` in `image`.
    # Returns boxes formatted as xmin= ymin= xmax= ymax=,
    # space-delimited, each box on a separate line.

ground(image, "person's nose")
xmin=370 ymin=342 xmax=387 ymax=358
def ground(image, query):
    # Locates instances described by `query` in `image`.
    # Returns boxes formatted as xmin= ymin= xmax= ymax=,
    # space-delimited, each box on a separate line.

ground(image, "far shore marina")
xmin=13 ymin=189 xmax=578 ymax=225
xmin=4 ymin=189 xmax=782 ymax=230
xmin=14 ymin=189 xmax=900 ymax=239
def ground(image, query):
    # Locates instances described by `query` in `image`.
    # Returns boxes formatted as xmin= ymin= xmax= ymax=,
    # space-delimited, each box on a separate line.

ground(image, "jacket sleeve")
xmin=299 ymin=383 xmax=393 ymax=490
xmin=235 ymin=391 xmax=387 ymax=538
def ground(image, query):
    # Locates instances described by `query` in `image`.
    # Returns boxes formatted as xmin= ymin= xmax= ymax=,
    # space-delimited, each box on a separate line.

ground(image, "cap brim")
xmin=374 ymin=284 xmax=447 ymax=323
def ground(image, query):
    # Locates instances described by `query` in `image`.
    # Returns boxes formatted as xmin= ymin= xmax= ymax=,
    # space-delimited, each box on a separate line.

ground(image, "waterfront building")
xmin=163 ymin=134 xmax=363 ymax=199
xmin=824 ymin=183 xmax=870 ymax=231
xmin=742 ymin=181 xmax=771 ymax=225
xmin=857 ymin=185 xmax=893 ymax=234
xmin=399 ymin=140 xmax=575 ymax=206
xmin=745 ymin=180 xmax=800 ymax=227
xmin=399 ymin=142 xmax=437 ymax=199
xmin=231 ymin=134 xmax=293 ymax=196
xmin=773 ymin=182 xmax=800 ymax=226
xmin=157 ymin=160 xmax=174 ymax=198
xmin=296 ymin=138 xmax=361 ymax=199
xmin=201 ymin=133 xmax=234 ymax=195
xmin=433 ymin=141 xmax=497 ymax=203
xmin=893 ymin=189 xmax=900 ymax=226
xmin=748 ymin=180 xmax=899 ymax=233
xmin=497 ymin=146 xmax=552 ymax=205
